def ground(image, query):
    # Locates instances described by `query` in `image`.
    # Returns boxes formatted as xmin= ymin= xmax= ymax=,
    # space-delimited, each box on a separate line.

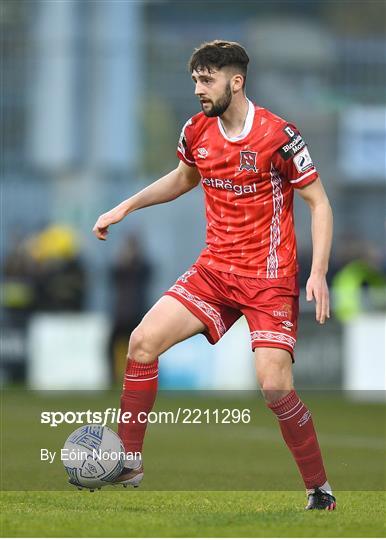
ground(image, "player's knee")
xmin=259 ymin=375 xmax=292 ymax=403
xmin=256 ymin=349 xmax=293 ymax=402
xmin=128 ymin=325 xmax=158 ymax=364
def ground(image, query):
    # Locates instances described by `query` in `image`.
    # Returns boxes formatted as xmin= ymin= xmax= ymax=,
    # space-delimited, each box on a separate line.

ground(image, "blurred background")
xmin=1 ymin=0 xmax=385 ymax=392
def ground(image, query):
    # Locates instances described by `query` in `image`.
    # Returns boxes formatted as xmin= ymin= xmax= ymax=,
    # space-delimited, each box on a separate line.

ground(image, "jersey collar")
xmin=217 ymin=98 xmax=255 ymax=142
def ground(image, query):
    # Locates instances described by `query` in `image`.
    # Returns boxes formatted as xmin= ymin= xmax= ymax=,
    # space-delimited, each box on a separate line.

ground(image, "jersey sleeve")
xmin=176 ymin=118 xmax=196 ymax=167
xmin=271 ymin=123 xmax=319 ymax=188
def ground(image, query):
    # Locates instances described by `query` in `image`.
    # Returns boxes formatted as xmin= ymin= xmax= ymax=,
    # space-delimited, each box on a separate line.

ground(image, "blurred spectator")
xmin=1 ymin=224 xmax=85 ymax=382
xmin=2 ymin=232 xmax=36 ymax=319
xmin=2 ymin=231 xmax=36 ymax=381
xmin=109 ymin=233 xmax=152 ymax=383
xmin=26 ymin=225 xmax=86 ymax=312
xmin=332 ymin=238 xmax=386 ymax=321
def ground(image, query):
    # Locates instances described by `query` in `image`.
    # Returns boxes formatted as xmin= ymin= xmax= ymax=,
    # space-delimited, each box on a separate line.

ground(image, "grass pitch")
xmin=1 ymin=490 xmax=385 ymax=537
xmin=1 ymin=388 xmax=385 ymax=536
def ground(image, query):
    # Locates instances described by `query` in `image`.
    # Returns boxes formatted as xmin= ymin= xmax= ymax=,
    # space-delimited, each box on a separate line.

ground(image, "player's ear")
xmin=231 ymin=73 xmax=244 ymax=93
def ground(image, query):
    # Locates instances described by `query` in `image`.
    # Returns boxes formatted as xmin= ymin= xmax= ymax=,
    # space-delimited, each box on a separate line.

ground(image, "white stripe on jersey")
xmin=289 ymin=168 xmax=317 ymax=184
xmin=266 ymin=164 xmax=284 ymax=278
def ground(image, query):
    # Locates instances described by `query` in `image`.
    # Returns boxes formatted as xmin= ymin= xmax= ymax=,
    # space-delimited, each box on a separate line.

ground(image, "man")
xmin=93 ymin=40 xmax=335 ymax=510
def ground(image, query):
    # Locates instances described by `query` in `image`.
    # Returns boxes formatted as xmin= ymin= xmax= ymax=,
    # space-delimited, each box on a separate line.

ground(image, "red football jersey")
xmin=177 ymin=99 xmax=319 ymax=278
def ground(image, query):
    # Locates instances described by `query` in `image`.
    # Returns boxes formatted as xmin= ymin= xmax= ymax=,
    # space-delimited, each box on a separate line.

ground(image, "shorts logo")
xmin=273 ymin=303 xmax=292 ymax=319
xmin=273 ymin=309 xmax=288 ymax=317
xmin=239 ymin=151 xmax=257 ymax=172
xmin=282 ymin=320 xmax=293 ymax=331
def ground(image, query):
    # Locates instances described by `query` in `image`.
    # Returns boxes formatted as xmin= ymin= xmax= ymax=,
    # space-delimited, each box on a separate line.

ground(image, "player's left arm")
xmin=296 ymin=177 xmax=333 ymax=324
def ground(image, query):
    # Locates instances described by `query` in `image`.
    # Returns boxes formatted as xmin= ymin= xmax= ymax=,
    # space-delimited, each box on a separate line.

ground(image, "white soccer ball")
xmin=62 ymin=425 xmax=125 ymax=489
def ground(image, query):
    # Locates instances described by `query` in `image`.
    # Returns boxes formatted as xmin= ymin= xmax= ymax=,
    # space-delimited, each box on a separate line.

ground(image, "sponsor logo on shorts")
xmin=273 ymin=310 xmax=288 ymax=318
xmin=281 ymin=320 xmax=293 ymax=332
xmin=273 ymin=303 xmax=292 ymax=319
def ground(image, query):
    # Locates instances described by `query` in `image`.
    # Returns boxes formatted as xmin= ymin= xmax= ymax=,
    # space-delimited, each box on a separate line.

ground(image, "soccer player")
xmin=93 ymin=40 xmax=336 ymax=510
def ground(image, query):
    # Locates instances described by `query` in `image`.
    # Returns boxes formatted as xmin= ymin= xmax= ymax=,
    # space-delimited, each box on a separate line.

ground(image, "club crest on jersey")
xmin=239 ymin=151 xmax=257 ymax=172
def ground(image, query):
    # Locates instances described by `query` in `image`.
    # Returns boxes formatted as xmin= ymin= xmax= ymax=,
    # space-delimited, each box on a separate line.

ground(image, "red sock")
xmin=268 ymin=390 xmax=327 ymax=489
xmin=118 ymin=358 xmax=158 ymax=454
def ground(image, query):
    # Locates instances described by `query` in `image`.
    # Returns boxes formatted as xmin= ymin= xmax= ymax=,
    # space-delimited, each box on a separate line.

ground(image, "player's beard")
xmin=202 ymin=82 xmax=232 ymax=117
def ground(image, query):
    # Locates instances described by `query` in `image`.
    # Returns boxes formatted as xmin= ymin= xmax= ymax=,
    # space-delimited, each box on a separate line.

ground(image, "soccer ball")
xmin=62 ymin=425 xmax=124 ymax=489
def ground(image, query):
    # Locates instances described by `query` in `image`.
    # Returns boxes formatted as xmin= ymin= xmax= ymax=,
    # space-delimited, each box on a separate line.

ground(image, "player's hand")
xmin=92 ymin=205 xmax=127 ymax=241
xmin=306 ymin=273 xmax=330 ymax=324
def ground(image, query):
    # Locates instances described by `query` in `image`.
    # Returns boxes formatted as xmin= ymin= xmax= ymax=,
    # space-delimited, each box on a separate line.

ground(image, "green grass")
xmin=1 ymin=490 xmax=385 ymax=537
xmin=1 ymin=389 xmax=385 ymax=536
xmin=2 ymin=389 xmax=385 ymax=491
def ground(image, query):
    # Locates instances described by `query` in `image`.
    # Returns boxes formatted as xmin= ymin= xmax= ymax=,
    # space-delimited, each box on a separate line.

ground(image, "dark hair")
xmin=189 ymin=40 xmax=249 ymax=88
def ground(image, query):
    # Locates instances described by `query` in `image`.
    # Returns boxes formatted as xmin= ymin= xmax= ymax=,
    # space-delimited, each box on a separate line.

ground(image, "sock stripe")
xmin=278 ymin=403 xmax=306 ymax=422
xmin=128 ymin=359 xmax=159 ymax=377
xmin=125 ymin=372 xmax=159 ymax=377
xmin=268 ymin=389 xmax=298 ymax=414
xmin=275 ymin=399 xmax=301 ymax=418
xmin=124 ymin=374 xmax=159 ymax=382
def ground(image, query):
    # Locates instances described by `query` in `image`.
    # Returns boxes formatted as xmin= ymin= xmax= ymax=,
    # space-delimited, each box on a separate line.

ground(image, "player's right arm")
xmin=92 ymin=160 xmax=201 ymax=240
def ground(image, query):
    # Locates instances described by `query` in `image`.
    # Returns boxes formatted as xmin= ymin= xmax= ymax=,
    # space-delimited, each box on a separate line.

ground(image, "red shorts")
xmin=164 ymin=263 xmax=299 ymax=358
